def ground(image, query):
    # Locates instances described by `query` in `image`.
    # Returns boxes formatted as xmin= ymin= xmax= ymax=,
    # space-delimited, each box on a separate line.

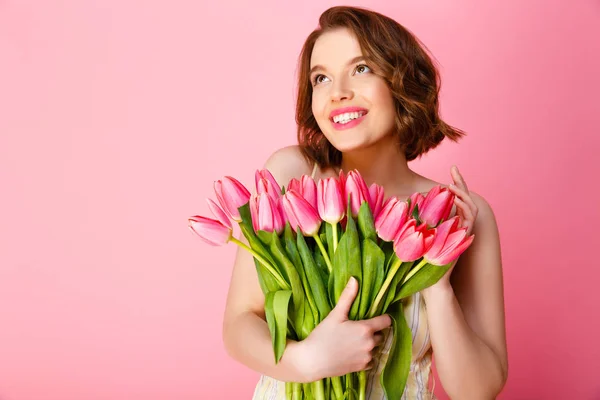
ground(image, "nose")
xmin=330 ymin=77 xmax=354 ymax=102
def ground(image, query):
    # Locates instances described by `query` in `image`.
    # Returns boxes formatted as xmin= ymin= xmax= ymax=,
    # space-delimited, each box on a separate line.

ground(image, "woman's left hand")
xmin=423 ymin=165 xmax=479 ymax=295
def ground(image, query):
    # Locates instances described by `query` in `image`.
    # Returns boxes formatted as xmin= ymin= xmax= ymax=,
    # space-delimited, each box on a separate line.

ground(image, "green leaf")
xmin=296 ymin=297 xmax=313 ymax=341
xmin=237 ymin=204 xmax=284 ymax=292
xmin=297 ymin=232 xmax=332 ymax=321
xmin=357 ymin=202 xmax=377 ymax=241
xmin=395 ymin=262 xmax=452 ymax=301
xmin=332 ymin=201 xmax=361 ymax=320
xmin=269 ymin=232 xmax=305 ymax=318
xmin=254 ymin=262 xmax=280 ymax=294
xmin=256 ymin=230 xmax=273 ymax=245
xmin=264 ymin=290 xmax=292 ymax=364
xmin=381 ymin=241 xmax=396 ymax=276
xmin=284 ymin=224 xmax=318 ymax=324
xmin=380 ymin=261 xmax=412 ymax=314
xmin=411 ymin=203 xmax=421 ymax=224
xmin=358 ymin=238 xmax=384 ymax=319
xmin=319 ymin=232 xmax=327 ymax=247
xmin=345 ymin=204 xmax=362 ymax=320
xmin=381 ymin=301 xmax=411 ymax=399
xmin=325 ymin=223 xmax=336 ymax=263
xmin=332 ymin=229 xmax=349 ymax=305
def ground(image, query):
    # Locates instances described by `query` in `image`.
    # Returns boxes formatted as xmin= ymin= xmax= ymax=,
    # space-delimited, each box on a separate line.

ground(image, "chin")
xmin=325 ymin=135 xmax=375 ymax=153
xmin=324 ymin=131 xmax=386 ymax=153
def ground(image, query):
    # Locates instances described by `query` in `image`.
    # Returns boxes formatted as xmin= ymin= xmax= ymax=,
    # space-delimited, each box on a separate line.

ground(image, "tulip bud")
xmin=345 ymin=170 xmax=371 ymax=217
xmin=188 ymin=215 xmax=232 ymax=246
xmin=419 ymin=186 xmax=454 ymax=227
xmin=424 ymin=216 xmax=474 ymax=265
xmin=317 ymin=177 xmax=345 ymax=224
xmin=214 ymin=176 xmax=251 ymax=222
xmin=374 ymin=197 xmax=408 ymax=241
xmin=281 ymin=190 xmax=322 ymax=236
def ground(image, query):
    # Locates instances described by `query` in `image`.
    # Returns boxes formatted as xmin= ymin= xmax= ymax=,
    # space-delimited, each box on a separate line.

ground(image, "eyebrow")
xmin=309 ymin=56 xmax=366 ymax=75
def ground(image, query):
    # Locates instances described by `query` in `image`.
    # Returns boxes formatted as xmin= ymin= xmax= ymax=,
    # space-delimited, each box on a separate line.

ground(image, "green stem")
xmin=366 ymin=258 xmax=403 ymax=319
xmin=312 ymin=233 xmax=333 ymax=273
xmin=331 ymin=222 xmax=338 ymax=253
xmin=230 ymin=237 xmax=290 ymax=290
xmin=358 ymin=370 xmax=367 ymax=400
xmin=312 ymin=379 xmax=326 ymax=400
xmin=292 ymin=382 xmax=302 ymax=400
xmin=401 ymin=258 xmax=429 ymax=285
xmin=331 ymin=376 xmax=344 ymax=399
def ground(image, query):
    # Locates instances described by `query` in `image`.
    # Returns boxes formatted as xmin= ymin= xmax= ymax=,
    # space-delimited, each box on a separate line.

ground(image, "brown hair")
xmin=296 ymin=6 xmax=466 ymax=169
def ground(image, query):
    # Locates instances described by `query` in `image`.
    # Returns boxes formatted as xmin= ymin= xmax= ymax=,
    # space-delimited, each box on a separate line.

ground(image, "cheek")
xmin=311 ymin=92 xmax=327 ymax=121
xmin=371 ymin=85 xmax=396 ymax=121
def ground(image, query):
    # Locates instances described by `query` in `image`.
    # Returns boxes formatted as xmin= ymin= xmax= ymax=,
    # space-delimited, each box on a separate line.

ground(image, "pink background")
xmin=1 ymin=0 xmax=599 ymax=399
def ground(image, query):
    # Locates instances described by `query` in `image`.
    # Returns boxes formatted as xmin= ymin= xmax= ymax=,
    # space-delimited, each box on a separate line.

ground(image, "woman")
xmin=222 ymin=6 xmax=508 ymax=399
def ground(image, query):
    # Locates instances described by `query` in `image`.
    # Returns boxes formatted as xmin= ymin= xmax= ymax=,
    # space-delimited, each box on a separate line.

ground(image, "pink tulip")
xmin=281 ymin=190 xmax=322 ymax=236
xmin=408 ymin=192 xmax=425 ymax=217
xmin=188 ymin=215 xmax=232 ymax=246
xmin=287 ymin=178 xmax=301 ymax=193
xmin=345 ymin=170 xmax=371 ymax=217
xmin=338 ymin=168 xmax=346 ymax=193
xmin=393 ymin=219 xmax=436 ymax=262
xmin=419 ymin=186 xmax=454 ymax=227
xmin=423 ymin=216 xmax=474 ymax=266
xmin=374 ymin=197 xmax=409 ymax=241
xmin=301 ymin=175 xmax=318 ymax=210
xmin=256 ymin=178 xmax=281 ymax=203
xmin=250 ymin=193 xmax=284 ymax=235
xmin=206 ymin=198 xmax=232 ymax=229
xmin=369 ymin=183 xmax=385 ymax=219
xmin=317 ymin=177 xmax=345 ymax=224
xmin=214 ymin=176 xmax=251 ymax=222
xmin=255 ymin=169 xmax=281 ymax=197
xmin=286 ymin=176 xmax=318 ymax=210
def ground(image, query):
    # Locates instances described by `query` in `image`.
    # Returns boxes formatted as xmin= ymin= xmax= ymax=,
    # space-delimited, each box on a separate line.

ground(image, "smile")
xmin=330 ymin=111 xmax=368 ymax=130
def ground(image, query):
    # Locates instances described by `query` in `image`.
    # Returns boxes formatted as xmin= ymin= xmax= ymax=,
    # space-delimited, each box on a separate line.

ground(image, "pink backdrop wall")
xmin=1 ymin=0 xmax=599 ymax=399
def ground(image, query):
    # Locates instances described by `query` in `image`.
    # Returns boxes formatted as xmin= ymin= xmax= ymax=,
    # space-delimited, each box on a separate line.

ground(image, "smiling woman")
xmin=222 ymin=5 xmax=508 ymax=400
xmin=295 ymin=7 xmax=466 ymax=170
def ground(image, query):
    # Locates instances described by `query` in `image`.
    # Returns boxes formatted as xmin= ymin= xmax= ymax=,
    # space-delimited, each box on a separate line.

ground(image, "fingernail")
xmin=347 ymin=277 xmax=355 ymax=287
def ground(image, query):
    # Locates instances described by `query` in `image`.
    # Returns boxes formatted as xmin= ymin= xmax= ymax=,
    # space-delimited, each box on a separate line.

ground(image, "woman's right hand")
xmin=294 ymin=277 xmax=392 ymax=381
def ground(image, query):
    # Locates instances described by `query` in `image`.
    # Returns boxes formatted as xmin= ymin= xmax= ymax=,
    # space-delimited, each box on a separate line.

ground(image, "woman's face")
xmin=309 ymin=27 xmax=396 ymax=153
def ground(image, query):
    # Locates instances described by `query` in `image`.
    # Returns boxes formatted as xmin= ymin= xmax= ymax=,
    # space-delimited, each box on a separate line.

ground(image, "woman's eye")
xmin=355 ymin=64 xmax=371 ymax=74
xmin=313 ymin=74 xmax=329 ymax=85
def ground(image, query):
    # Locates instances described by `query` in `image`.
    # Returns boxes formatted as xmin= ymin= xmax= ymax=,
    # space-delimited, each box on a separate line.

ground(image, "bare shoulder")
xmin=263 ymin=145 xmax=313 ymax=187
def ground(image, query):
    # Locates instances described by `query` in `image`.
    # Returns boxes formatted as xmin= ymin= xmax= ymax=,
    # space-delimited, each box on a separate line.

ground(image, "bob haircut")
xmin=296 ymin=6 xmax=466 ymax=169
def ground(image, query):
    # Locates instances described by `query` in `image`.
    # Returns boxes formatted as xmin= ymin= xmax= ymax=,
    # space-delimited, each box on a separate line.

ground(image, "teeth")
xmin=333 ymin=111 xmax=365 ymax=124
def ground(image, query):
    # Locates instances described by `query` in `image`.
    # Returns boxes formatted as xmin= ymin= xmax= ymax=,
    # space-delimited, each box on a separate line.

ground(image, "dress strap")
xmin=310 ymin=162 xmax=319 ymax=179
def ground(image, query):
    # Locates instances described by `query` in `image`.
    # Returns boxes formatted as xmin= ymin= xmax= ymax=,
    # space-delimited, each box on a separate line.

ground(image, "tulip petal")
xmin=207 ymin=198 xmax=232 ymax=229
xmin=188 ymin=216 xmax=232 ymax=246
xmin=394 ymin=231 xmax=424 ymax=262
xmin=434 ymin=234 xmax=475 ymax=265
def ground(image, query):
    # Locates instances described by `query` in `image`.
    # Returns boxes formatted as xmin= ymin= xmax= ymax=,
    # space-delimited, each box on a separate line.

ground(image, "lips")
xmin=329 ymin=106 xmax=369 ymax=120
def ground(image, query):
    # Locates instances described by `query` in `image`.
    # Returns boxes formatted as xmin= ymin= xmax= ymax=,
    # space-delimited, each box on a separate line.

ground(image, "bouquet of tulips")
xmin=189 ymin=168 xmax=474 ymax=400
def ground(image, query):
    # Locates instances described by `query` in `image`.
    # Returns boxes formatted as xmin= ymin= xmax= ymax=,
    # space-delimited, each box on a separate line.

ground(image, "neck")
xmin=339 ymin=135 xmax=418 ymax=194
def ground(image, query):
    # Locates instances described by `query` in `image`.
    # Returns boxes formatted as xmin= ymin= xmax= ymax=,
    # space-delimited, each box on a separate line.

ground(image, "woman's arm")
xmin=422 ymin=190 xmax=508 ymax=399
xmin=222 ymin=146 xmax=314 ymax=382
xmin=222 ymin=233 xmax=311 ymax=382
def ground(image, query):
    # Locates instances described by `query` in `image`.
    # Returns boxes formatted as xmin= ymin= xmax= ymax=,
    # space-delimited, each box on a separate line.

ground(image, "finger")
xmin=332 ymin=277 xmax=358 ymax=319
xmin=448 ymin=184 xmax=477 ymax=212
xmin=451 ymin=165 xmax=469 ymax=193
xmin=454 ymin=198 xmax=474 ymax=234
xmin=373 ymin=332 xmax=385 ymax=346
xmin=364 ymin=314 xmax=392 ymax=332
xmin=454 ymin=197 xmax=474 ymax=221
